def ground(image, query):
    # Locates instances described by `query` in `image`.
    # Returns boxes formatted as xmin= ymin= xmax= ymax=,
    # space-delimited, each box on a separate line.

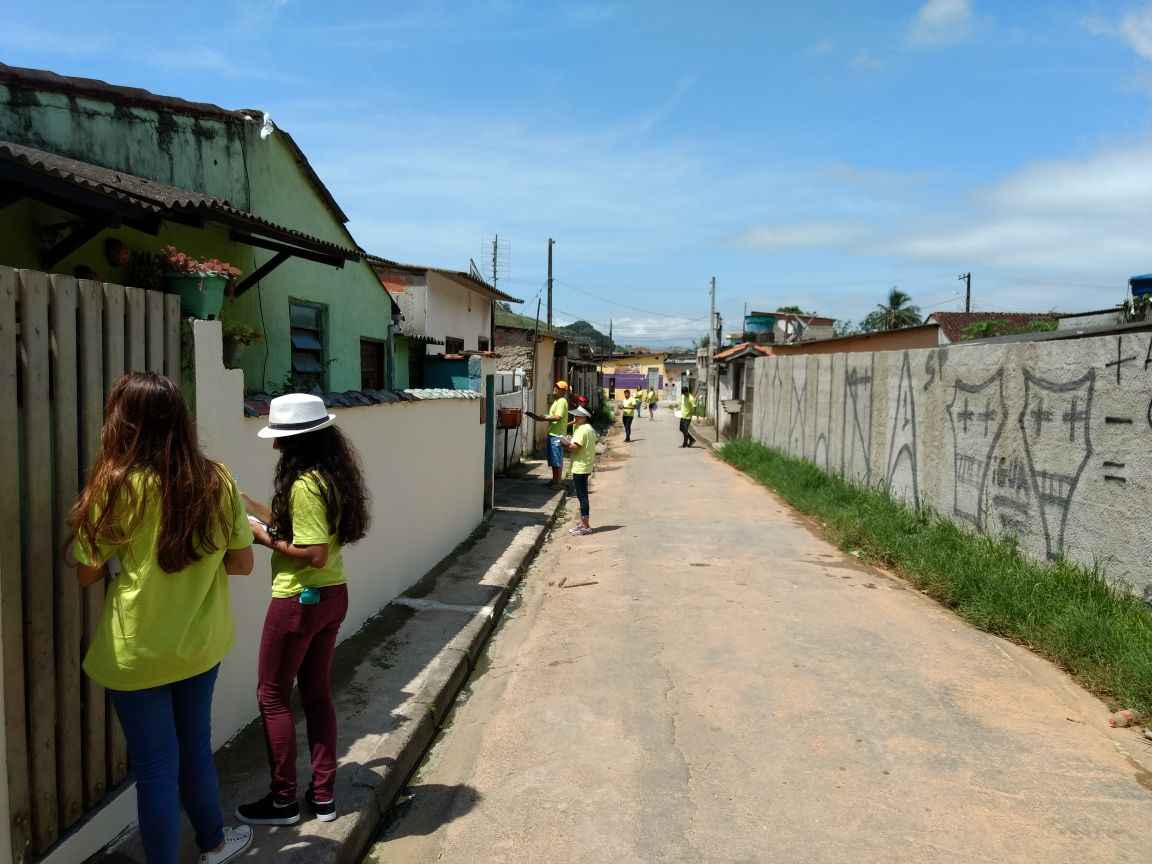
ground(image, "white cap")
xmin=569 ymin=406 xmax=592 ymax=418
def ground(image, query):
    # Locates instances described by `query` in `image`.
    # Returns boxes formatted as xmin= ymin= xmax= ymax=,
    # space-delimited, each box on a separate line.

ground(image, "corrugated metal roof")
xmin=0 ymin=139 xmax=360 ymax=260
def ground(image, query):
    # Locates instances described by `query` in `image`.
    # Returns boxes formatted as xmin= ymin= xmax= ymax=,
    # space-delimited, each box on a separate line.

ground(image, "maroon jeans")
xmin=257 ymin=584 xmax=348 ymax=802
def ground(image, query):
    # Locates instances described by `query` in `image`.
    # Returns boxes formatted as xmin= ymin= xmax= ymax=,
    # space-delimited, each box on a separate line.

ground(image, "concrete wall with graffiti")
xmin=749 ymin=333 xmax=1152 ymax=598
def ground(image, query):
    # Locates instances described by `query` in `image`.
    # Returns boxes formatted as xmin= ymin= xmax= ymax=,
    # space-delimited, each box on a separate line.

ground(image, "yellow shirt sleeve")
xmin=291 ymin=476 xmax=333 ymax=546
xmin=223 ymin=468 xmax=255 ymax=550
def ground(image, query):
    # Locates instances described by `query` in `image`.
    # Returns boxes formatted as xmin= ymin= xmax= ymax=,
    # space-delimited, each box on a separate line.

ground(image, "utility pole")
xmin=959 ymin=272 xmax=971 ymax=312
xmin=546 ymin=238 xmax=554 ymax=330
xmin=708 ymin=276 xmax=717 ymax=417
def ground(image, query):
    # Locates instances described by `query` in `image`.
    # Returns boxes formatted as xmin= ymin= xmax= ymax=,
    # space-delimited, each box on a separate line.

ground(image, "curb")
xmin=327 ymin=483 xmax=569 ymax=864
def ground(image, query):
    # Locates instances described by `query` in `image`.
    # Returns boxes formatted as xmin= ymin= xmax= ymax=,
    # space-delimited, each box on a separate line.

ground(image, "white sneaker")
xmin=198 ymin=826 xmax=253 ymax=864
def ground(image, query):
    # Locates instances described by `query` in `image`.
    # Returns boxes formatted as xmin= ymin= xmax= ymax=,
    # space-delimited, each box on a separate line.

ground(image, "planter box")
xmin=167 ymin=273 xmax=227 ymax=319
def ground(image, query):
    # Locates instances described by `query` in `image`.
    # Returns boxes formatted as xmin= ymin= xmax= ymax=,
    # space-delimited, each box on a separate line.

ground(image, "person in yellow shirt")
xmin=563 ymin=406 xmax=598 ymax=535
xmin=238 ymin=394 xmax=369 ymax=827
xmin=647 ymin=387 xmax=658 ymax=420
xmin=537 ymin=381 xmax=570 ymax=489
xmin=71 ymin=372 xmax=255 ymax=864
xmin=620 ymin=388 xmax=638 ymax=442
xmin=679 ymin=388 xmax=698 ymax=448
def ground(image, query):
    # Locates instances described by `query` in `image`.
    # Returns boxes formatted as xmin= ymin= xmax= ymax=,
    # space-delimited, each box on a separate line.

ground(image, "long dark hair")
xmin=70 ymin=372 xmax=235 ymax=572
xmin=270 ymin=425 xmax=369 ymax=546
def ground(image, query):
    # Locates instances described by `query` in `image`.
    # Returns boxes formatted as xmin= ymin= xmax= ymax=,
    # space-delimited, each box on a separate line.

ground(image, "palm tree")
xmin=864 ymin=288 xmax=922 ymax=332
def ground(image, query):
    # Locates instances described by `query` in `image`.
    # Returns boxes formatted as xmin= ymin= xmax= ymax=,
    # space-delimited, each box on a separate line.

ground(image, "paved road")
xmin=367 ymin=410 xmax=1152 ymax=863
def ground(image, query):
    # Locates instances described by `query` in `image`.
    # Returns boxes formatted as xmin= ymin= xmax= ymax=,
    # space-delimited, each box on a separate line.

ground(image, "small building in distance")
xmin=770 ymin=322 xmax=941 ymax=356
xmin=744 ymin=311 xmax=836 ymax=345
xmin=928 ymin=311 xmax=1060 ymax=344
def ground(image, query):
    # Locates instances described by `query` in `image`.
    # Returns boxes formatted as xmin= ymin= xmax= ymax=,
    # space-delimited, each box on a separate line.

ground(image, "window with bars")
xmin=290 ymin=301 xmax=326 ymax=390
xmin=360 ymin=339 xmax=386 ymax=391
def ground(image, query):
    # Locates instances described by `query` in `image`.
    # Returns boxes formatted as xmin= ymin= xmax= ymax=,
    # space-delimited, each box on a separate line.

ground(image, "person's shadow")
xmin=378 ymin=783 xmax=482 ymax=842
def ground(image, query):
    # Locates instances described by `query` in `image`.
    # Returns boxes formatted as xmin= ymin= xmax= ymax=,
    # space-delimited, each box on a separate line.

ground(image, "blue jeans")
xmin=110 ymin=666 xmax=223 ymax=864
xmin=573 ymin=473 xmax=590 ymax=519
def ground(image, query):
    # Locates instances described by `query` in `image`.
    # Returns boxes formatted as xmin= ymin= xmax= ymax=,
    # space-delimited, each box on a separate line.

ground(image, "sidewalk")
xmin=101 ymin=463 xmax=565 ymax=864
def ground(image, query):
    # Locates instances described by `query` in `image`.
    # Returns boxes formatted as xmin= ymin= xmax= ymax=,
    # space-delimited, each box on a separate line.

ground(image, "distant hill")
xmin=496 ymin=305 xmax=613 ymax=353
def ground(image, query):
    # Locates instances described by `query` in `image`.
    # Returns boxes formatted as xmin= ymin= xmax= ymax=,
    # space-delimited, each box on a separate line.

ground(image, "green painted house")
xmin=0 ymin=64 xmax=398 ymax=393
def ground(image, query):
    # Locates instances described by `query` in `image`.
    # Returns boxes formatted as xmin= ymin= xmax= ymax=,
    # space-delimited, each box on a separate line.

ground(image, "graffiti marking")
xmin=1105 ymin=336 xmax=1137 ymax=385
xmin=885 ymin=352 xmax=920 ymax=508
xmin=947 ymin=369 xmax=1007 ymax=529
xmin=1019 ymin=368 xmax=1094 ymax=560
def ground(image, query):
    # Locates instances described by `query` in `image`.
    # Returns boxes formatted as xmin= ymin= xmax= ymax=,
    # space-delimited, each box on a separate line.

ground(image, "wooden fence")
xmin=0 ymin=266 xmax=181 ymax=862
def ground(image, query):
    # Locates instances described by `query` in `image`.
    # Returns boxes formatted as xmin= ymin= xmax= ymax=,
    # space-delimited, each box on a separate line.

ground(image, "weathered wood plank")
xmin=77 ymin=280 xmax=107 ymax=809
xmin=102 ymin=284 xmax=125 ymax=398
xmin=163 ymin=293 xmax=180 ymax=381
xmin=0 ymin=267 xmax=31 ymax=863
xmin=125 ymin=286 xmax=146 ymax=374
xmin=101 ymin=283 xmax=129 ymax=785
xmin=146 ymin=290 xmax=164 ymax=374
xmin=19 ymin=270 xmax=60 ymax=852
xmin=49 ymin=275 xmax=83 ymax=831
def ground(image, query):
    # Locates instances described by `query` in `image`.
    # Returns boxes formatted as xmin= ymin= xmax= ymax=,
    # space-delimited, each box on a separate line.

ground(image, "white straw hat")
xmin=258 ymin=393 xmax=336 ymax=439
xmin=569 ymin=406 xmax=592 ymax=418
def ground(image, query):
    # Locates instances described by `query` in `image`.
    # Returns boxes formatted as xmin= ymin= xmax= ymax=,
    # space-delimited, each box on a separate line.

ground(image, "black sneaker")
xmin=235 ymin=793 xmax=301 ymax=826
xmin=306 ymin=787 xmax=337 ymax=823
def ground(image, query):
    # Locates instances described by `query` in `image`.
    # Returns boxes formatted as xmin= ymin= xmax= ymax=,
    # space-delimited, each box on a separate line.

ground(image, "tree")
xmin=861 ymin=288 xmax=921 ymax=332
xmin=776 ymin=305 xmax=808 ymax=315
xmin=832 ymin=319 xmax=858 ymax=337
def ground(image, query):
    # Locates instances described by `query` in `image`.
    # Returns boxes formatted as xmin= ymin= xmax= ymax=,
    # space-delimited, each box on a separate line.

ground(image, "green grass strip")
xmin=718 ymin=439 xmax=1152 ymax=717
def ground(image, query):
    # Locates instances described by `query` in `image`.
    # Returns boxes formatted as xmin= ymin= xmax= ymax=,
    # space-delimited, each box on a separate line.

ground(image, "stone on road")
xmin=367 ymin=411 xmax=1151 ymax=863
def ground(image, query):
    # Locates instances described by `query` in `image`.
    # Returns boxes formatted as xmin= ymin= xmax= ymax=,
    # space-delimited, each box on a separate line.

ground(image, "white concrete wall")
xmin=426 ymin=272 xmax=492 ymax=355
xmin=494 ymin=390 xmax=527 ymax=473
xmin=193 ymin=321 xmax=485 ymax=740
xmin=749 ymin=333 xmax=1152 ymax=597
xmin=47 ymin=322 xmax=487 ymax=863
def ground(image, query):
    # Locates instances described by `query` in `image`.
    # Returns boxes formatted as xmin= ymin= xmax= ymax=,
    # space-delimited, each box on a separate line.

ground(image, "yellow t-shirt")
xmin=621 ymin=396 xmax=638 ymax=416
xmin=680 ymin=393 xmax=696 ymax=419
xmin=76 ymin=466 xmax=251 ymax=692
xmin=548 ymin=397 xmax=570 ymax=437
xmin=648 ymin=390 xmax=659 ymax=405
xmin=570 ymin=424 xmax=598 ymax=475
xmin=271 ymin=472 xmax=345 ymax=598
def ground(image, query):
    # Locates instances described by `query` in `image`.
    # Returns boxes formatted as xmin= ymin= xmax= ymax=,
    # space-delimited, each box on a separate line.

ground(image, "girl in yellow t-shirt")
xmin=71 ymin=372 xmax=255 ymax=864
xmin=238 ymin=394 xmax=369 ymax=827
xmin=563 ymin=406 xmax=598 ymax=536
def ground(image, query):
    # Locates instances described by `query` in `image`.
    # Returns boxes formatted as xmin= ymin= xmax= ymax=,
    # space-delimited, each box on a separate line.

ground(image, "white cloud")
xmin=852 ymin=51 xmax=884 ymax=72
xmin=893 ymin=141 xmax=1152 ymax=272
xmin=0 ymin=23 xmax=113 ymax=55
xmin=1120 ymin=4 xmax=1152 ymax=60
xmin=734 ymin=223 xmax=869 ymax=250
xmin=145 ymin=47 xmax=241 ymax=76
xmin=907 ymin=0 xmax=972 ymax=46
xmin=810 ymin=39 xmax=835 ymax=56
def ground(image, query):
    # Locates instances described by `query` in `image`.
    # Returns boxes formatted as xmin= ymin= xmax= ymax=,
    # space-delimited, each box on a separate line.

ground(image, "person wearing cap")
xmin=563 ymin=406 xmax=598 ymax=535
xmin=542 ymin=381 xmax=570 ymax=489
xmin=237 ymin=394 xmax=369 ymax=827
xmin=620 ymin=388 xmax=638 ymax=442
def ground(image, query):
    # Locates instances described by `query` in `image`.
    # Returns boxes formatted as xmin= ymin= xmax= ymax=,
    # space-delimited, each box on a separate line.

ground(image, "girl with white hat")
xmin=237 ymin=394 xmax=369 ymax=827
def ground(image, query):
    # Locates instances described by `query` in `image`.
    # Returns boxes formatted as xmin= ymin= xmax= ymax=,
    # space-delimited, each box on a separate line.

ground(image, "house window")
xmin=478 ymin=337 xmax=490 ymax=352
xmin=360 ymin=339 xmax=386 ymax=391
xmin=445 ymin=337 xmax=464 ymax=354
xmin=290 ymin=301 xmax=326 ymax=390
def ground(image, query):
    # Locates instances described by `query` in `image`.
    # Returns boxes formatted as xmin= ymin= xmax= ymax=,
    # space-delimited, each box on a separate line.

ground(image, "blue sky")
xmin=5 ymin=0 xmax=1152 ymax=343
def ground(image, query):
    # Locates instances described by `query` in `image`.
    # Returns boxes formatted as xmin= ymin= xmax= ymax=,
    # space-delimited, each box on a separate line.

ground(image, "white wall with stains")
xmin=750 ymin=332 xmax=1152 ymax=598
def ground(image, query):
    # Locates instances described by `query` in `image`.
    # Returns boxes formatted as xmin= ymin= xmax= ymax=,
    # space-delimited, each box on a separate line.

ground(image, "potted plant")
xmin=222 ymin=321 xmax=263 ymax=368
xmin=160 ymin=245 xmax=242 ymax=319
